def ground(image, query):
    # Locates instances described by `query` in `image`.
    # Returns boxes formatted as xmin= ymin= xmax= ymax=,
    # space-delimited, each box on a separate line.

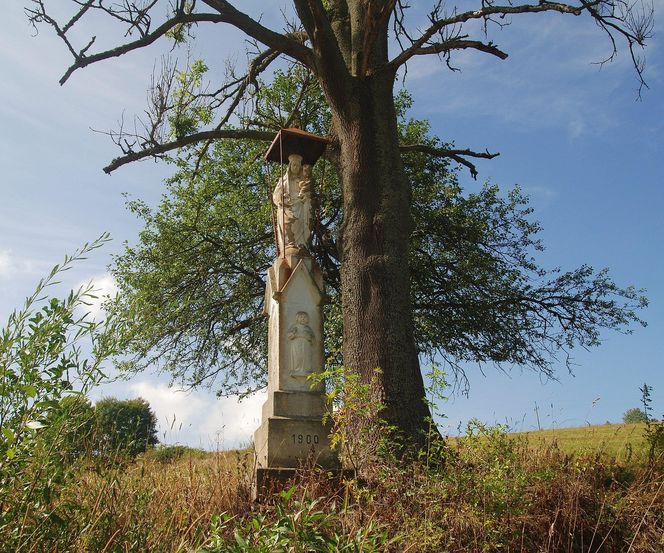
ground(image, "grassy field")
xmin=515 ymin=422 xmax=648 ymax=460
xmin=3 ymin=421 xmax=661 ymax=552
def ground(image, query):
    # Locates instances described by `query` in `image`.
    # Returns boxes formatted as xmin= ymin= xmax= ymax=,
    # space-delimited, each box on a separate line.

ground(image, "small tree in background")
xmin=640 ymin=383 xmax=664 ymax=463
xmin=94 ymin=397 xmax=158 ymax=458
xmin=622 ymin=407 xmax=648 ymax=424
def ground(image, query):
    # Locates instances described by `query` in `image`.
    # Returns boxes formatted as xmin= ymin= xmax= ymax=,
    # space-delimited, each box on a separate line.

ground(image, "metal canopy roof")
xmin=264 ymin=128 xmax=329 ymax=166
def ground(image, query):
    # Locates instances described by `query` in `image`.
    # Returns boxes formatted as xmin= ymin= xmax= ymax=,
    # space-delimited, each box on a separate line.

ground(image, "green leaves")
xmin=0 ymin=234 xmax=124 ymax=549
xmin=112 ymin=71 xmax=646 ymax=396
xmin=168 ymin=58 xmax=212 ymax=139
xmin=204 ymin=489 xmax=390 ymax=552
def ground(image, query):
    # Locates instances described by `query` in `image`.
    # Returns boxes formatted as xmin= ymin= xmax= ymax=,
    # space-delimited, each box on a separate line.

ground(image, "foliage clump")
xmin=94 ymin=396 xmax=158 ymax=459
xmin=624 ymin=406 xmax=648 ymax=424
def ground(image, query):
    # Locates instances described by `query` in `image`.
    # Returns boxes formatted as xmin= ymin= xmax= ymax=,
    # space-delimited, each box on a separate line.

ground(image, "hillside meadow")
xmin=2 ymin=422 xmax=662 ymax=552
xmin=517 ymin=423 xmax=649 ymax=460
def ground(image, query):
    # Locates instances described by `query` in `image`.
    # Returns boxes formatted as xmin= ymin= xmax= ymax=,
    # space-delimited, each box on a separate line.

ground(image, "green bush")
xmin=623 ymin=407 xmax=648 ymax=424
xmin=203 ymin=487 xmax=391 ymax=552
xmin=94 ymin=397 xmax=158 ymax=458
xmin=146 ymin=444 xmax=207 ymax=463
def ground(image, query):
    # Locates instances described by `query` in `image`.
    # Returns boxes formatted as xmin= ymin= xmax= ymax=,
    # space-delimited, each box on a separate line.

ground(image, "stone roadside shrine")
xmin=253 ymin=128 xmax=341 ymax=498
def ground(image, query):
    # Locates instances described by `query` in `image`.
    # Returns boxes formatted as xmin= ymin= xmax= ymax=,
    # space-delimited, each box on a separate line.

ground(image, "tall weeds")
xmin=3 ymin=426 xmax=659 ymax=552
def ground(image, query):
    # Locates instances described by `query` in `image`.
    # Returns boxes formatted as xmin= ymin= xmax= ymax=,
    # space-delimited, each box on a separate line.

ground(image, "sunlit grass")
xmin=516 ymin=422 xmax=648 ymax=460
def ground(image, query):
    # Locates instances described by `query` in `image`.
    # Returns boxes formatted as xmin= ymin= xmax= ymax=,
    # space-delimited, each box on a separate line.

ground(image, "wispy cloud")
xmin=76 ymin=273 xmax=119 ymax=320
xmin=124 ymin=381 xmax=265 ymax=449
xmin=406 ymin=10 xmax=658 ymax=138
xmin=0 ymin=251 xmax=11 ymax=277
xmin=519 ymin=184 xmax=558 ymax=211
xmin=0 ymin=250 xmax=47 ymax=280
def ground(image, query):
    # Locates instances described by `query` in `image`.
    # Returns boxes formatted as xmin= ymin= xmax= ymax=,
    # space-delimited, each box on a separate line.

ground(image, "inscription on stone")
xmin=292 ymin=433 xmax=320 ymax=445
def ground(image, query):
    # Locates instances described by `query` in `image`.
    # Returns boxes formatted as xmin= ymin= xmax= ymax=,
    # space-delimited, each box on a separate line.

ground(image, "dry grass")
xmin=30 ymin=450 xmax=254 ymax=553
xmin=359 ymin=432 xmax=664 ymax=552
xmin=6 ymin=424 xmax=663 ymax=552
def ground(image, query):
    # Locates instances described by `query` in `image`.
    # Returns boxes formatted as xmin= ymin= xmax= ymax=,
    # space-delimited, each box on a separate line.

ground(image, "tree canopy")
xmin=623 ymin=407 xmax=648 ymax=424
xmin=94 ymin=397 xmax=159 ymax=457
xmin=110 ymin=69 xmax=646 ymax=396
xmin=27 ymin=0 xmax=653 ymax=440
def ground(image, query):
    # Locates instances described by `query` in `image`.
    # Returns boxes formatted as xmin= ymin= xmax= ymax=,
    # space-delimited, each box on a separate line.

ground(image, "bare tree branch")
xmin=103 ymin=128 xmax=273 ymax=174
xmin=414 ymin=38 xmax=508 ymax=60
xmin=201 ymin=0 xmax=314 ymax=66
xmin=31 ymin=10 xmax=228 ymax=84
xmin=400 ymin=143 xmax=500 ymax=179
xmin=26 ymin=0 xmax=315 ymax=84
xmin=388 ymin=0 xmax=652 ymax=92
xmin=390 ymin=2 xmax=586 ymax=69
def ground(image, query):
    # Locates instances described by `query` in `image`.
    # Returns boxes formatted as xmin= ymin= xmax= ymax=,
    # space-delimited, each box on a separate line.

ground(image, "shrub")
xmin=146 ymin=444 xmax=207 ymax=463
xmin=623 ymin=407 xmax=648 ymax=423
xmin=203 ymin=487 xmax=391 ymax=552
xmin=640 ymin=383 xmax=664 ymax=463
xmin=41 ymin=394 xmax=96 ymax=462
xmin=94 ymin=397 xmax=158 ymax=458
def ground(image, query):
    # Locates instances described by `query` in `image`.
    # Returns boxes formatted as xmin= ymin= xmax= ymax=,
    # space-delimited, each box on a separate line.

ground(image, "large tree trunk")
xmin=330 ymin=72 xmax=433 ymax=444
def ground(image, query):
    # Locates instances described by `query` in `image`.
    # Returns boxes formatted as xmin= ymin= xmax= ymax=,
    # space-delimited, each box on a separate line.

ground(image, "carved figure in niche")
xmin=287 ymin=311 xmax=315 ymax=377
xmin=272 ymin=155 xmax=314 ymax=252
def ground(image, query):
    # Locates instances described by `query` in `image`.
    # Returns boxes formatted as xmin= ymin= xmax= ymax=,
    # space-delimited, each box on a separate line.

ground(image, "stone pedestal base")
xmin=254 ymin=415 xmax=338 ymax=469
xmin=253 ymin=253 xmax=340 ymax=499
xmin=253 ymin=467 xmax=356 ymax=501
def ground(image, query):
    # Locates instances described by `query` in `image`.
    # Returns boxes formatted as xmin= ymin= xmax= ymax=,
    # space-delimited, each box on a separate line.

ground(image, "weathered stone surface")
xmin=254 ymin=416 xmax=337 ymax=469
xmin=254 ymin=252 xmax=339 ymax=489
xmin=261 ymin=390 xmax=327 ymax=419
xmin=253 ymin=467 xmax=355 ymax=501
xmin=264 ymin=257 xmax=325 ymax=394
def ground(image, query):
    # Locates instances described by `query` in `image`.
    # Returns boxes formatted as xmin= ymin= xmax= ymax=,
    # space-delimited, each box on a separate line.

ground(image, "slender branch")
xmin=414 ymin=39 xmax=508 ymax=60
xmin=62 ymin=0 xmax=95 ymax=34
xmin=103 ymin=129 xmax=273 ymax=174
xmin=400 ymin=143 xmax=499 ymax=179
xmin=57 ymin=12 xmax=229 ymax=84
xmin=29 ymin=1 xmax=315 ymax=84
xmin=188 ymin=47 xmax=282 ymax=178
xmin=390 ymin=2 xmax=584 ymax=69
xmin=201 ymin=0 xmax=314 ymax=67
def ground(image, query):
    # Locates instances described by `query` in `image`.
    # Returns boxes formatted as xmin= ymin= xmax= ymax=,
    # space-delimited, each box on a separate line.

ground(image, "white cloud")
xmin=125 ymin=380 xmax=266 ymax=450
xmin=76 ymin=273 xmax=119 ymax=320
xmin=0 ymin=251 xmax=11 ymax=277
xmin=0 ymin=250 xmax=45 ymax=280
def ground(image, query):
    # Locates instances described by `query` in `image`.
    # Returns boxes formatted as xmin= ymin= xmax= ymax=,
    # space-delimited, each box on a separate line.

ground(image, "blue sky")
xmin=1 ymin=2 xmax=662 ymax=448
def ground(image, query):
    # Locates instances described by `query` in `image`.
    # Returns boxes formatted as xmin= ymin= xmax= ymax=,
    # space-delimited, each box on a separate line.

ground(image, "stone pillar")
xmin=253 ymin=252 xmax=339 ymax=496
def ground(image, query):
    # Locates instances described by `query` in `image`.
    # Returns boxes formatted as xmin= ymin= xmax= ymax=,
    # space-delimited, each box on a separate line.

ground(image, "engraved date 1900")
xmin=291 ymin=433 xmax=319 ymax=445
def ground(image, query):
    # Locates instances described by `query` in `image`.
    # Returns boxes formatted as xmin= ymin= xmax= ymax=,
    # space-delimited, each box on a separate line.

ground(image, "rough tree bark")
xmin=334 ymin=75 xmax=432 ymax=440
xmin=304 ymin=2 xmax=434 ymax=440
